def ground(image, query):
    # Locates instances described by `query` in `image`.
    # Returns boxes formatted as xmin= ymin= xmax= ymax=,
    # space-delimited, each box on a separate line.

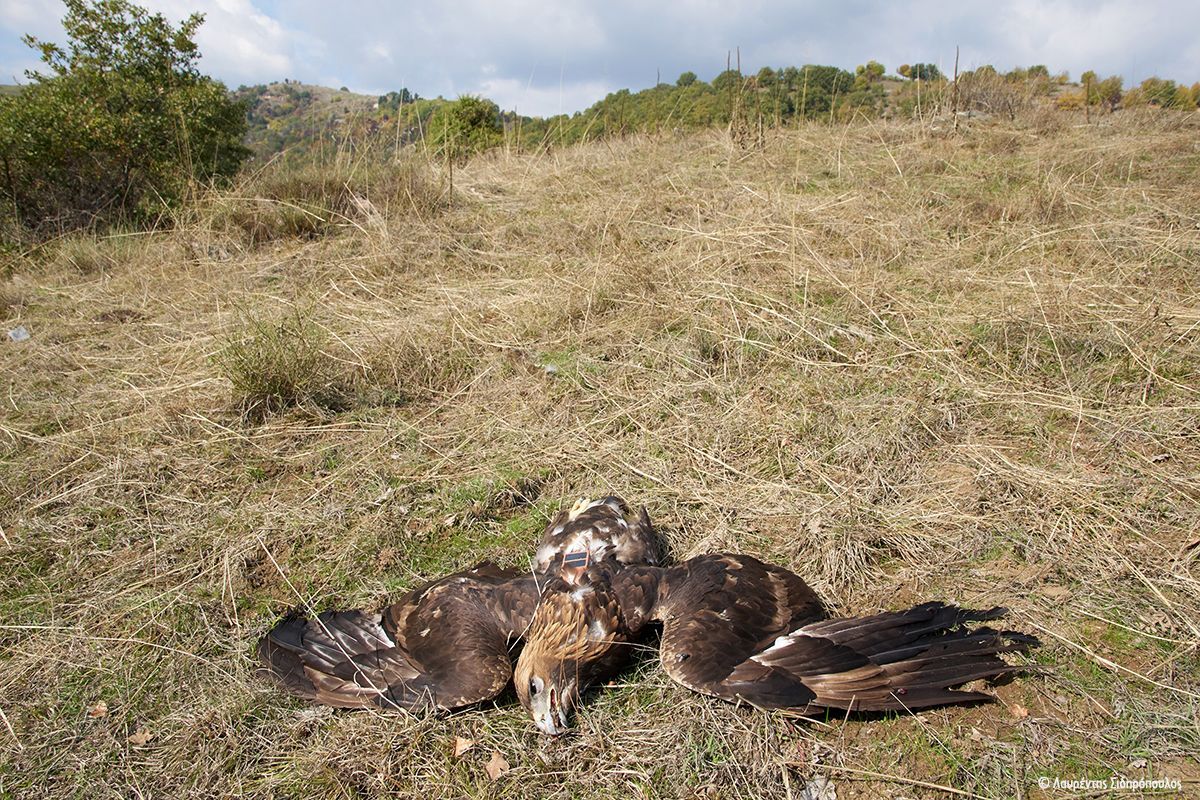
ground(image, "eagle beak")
xmin=533 ymin=685 xmax=571 ymax=735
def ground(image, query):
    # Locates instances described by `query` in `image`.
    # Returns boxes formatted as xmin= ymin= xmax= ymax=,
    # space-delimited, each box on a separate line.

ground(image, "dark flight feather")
xmin=258 ymin=562 xmax=541 ymax=710
xmin=612 ymin=553 xmax=1036 ymax=714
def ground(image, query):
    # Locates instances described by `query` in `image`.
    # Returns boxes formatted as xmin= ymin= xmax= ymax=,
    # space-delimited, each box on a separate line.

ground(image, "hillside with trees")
xmin=234 ymin=62 xmax=1199 ymax=164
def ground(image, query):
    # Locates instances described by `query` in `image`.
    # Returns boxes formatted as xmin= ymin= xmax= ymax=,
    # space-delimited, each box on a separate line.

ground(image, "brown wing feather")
xmin=647 ymin=554 xmax=825 ymax=701
xmin=258 ymin=561 xmax=541 ymax=710
xmin=638 ymin=554 xmax=1035 ymax=713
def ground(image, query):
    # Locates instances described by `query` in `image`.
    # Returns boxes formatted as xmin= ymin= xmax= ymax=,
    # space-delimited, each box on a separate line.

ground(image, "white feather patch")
xmin=751 ymin=629 xmax=815 ymax=663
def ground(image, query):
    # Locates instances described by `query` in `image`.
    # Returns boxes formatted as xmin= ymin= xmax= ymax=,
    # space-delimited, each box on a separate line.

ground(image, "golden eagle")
xmin=259 ymin=496 xmax=1035 ymax=734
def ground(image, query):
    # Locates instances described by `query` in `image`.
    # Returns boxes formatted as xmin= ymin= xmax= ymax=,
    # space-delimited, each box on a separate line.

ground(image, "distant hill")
xmin=230 ymin=65 xmax=1196 ymax=163
xmin=233 ymin=81 xmax=451 ymax=164
xmin=233 ymin=67 xmax=876 ymax=162
xmin=0 ymin=85 xmax=22 ymax=97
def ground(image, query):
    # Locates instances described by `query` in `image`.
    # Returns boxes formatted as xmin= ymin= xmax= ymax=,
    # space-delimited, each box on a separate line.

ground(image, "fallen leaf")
xmin=127 ymin=728 xmax=154 ymax=746
xmin=1010 ymin=703 xmax=1029 ymax=719
xmin=87 ymin=701 xmax=108 ymax=718
xmin=1129 ymin=758 xmax=1147 ymax=769
xmin=453 ymin=736 xmax=475 ymax=757
xmin=485 ymin=750 xmax=509 ymax=781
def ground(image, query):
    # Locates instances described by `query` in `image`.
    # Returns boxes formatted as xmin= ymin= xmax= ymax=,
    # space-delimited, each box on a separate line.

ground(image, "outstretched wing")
xmin=258 ymin=562 xmax=541 ymax=710
xmin=615 ymin=554 xmax=1035 ymax=713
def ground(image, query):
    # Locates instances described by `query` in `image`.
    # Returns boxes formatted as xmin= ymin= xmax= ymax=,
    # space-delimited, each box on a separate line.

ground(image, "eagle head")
xmin=514 ymin=579 xmax=626 ymax=735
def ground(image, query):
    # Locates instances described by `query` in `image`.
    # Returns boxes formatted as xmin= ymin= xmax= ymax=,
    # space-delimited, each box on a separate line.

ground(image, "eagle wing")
xmin=614 ymin=554 xmax=1035 ymax=713
xmin=258 ymin=561 xmax=541 ymax=710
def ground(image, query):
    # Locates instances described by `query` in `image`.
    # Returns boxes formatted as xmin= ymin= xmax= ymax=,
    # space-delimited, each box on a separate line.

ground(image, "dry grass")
xmin=197 ymin=156 xmax=446 ymax=248
xmin=2 ymin=111 xmax=1200 ymax=798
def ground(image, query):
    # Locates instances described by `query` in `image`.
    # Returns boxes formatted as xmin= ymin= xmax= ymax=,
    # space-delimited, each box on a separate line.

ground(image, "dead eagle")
xmin=259 ymin=496 xmax=1036 ymax=735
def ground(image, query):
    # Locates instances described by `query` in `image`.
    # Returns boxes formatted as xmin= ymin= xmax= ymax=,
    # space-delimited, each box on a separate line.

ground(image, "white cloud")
xmin=475 ymin=76 xmax=616 ymax=117
xmin=0 ymin=0 xmax=295 ymax=86
xmin=0 ymin=1 xmax=40 ymax=29
xmin=141 ymin=0 xmax=294 ymax=84
xmin=367 ymin=43 xmax=392 ymax=63
xmin=2 ymin=0 xmax=1198 ymax=108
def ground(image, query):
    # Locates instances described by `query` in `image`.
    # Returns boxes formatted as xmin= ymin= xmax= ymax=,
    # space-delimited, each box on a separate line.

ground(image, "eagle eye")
xmin=529 ymin=676 xmax=543 ymax=696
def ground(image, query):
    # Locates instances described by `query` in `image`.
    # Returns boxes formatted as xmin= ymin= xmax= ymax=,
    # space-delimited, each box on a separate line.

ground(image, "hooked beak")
xmin=533 ymin=686 xmax=571 ymax=736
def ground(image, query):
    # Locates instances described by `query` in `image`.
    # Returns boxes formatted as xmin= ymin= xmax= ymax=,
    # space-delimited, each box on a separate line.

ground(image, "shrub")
xmin=427 ymin=96 xmax=503 ymax=164
xmin=0 ymin=0 xmax=248 ymax=234
xmin=215 ymin=308 xmax=357 ymax=418
xmin=958 ymin=67 xmax=1037 ymax=119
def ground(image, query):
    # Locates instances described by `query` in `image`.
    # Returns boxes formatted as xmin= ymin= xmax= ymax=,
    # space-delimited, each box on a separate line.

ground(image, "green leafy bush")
xmin=427 ymin=96 xmax=503 ymax=163
xmin=0 ymin=0 xmax=248 ymax=233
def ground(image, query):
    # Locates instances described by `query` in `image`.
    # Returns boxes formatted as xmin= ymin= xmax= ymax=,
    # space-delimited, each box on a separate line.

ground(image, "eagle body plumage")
xmin=258 ymin=496 xmax=1036 ymax=732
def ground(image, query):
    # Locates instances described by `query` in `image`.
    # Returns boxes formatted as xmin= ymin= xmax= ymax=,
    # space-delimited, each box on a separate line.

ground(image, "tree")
xmin=854 ymin=60 xmax=885 ymax=87
xmin=908 ymin=63 xmax=943 ymax=82
xmin=1081 ymin=70 xmax=1098 ymax=103
xmin=0 ymin=0 xmax=248 ymax=232
xmin=427 ymin=95 xmax=502 ymax=163
xmin=1095 ymin=75 xmax=1123 ymax=111
xmin=378 ymin=88 xmax=418 ymax=111
xmin=847 ymin=61 xmax=886 ymax=116
xmin=898 ymin=64 xmax=912 ymax=79
xmin=1133 ymin=76 xmax=1182 ymax=107
xmin=712 ymin=70 xmax=743 ymax=92
xmin=676 ymin=71 xmax=697 ymax=88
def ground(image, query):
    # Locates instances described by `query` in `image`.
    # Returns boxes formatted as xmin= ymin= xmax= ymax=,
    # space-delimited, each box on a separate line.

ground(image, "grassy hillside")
xmin=1 ymin=111 xmax=1199 ymax=798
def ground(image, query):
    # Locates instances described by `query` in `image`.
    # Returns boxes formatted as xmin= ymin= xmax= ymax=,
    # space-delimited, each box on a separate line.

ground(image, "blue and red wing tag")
xmin=561 ymin=550 xmax=591 ymax=583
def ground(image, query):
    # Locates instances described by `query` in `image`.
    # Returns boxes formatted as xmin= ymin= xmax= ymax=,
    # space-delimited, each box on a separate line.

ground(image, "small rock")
xmin=799 ymin=774 xmax=837 ymax=800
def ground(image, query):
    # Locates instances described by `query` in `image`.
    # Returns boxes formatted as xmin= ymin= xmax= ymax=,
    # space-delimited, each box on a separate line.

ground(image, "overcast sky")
xmin=2 ymin=1 xmax=1197 ymax=116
